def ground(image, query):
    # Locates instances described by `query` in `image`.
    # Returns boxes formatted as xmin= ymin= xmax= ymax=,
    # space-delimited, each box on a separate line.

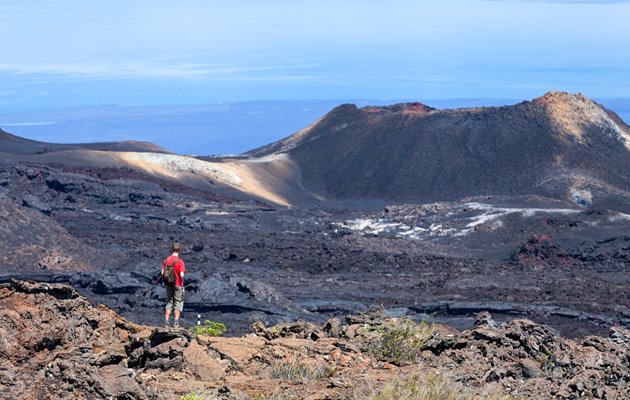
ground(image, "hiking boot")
xmin=164 ymin=321 xmax=171 ymax=328
xmin=173 ymin=321 xmax=181 ymax=328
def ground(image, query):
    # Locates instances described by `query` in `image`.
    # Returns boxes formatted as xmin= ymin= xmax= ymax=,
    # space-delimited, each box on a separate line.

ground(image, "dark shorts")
xmin=165 ymin=286 xmax=184 ymax=312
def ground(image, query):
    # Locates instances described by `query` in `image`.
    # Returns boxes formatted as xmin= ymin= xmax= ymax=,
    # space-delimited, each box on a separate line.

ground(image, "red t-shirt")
xmin=162 ymin=255 xmax=186 ymax=287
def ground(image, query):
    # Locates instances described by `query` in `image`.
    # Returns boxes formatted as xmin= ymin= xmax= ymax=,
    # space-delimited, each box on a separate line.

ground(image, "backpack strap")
xmin=168 ymin=257 xmax=180 ymax=268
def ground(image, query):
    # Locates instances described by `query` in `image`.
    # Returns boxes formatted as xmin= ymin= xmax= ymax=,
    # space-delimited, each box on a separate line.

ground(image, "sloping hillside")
xmin=0 ymin=128 xmax=169 ymax=155
xmin=248 ymin=92 xmax=630 ymax=206
xmin=0 ymin=186 xmax=108 ymax=272
xmin=8 ymin=92 xmax=630 ymax=208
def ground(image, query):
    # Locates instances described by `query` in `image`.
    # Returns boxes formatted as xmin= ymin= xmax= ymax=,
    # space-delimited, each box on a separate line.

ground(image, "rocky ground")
xmin=2 ymin=93 xmax=630 ymax=398
xmin=1 ymin=162 xmax=629 ymax=339
xmin=1 ymin=280 xmax=628 ymax=399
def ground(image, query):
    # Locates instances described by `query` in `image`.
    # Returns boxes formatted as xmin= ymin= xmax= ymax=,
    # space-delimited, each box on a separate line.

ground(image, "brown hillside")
xmin=248 ymin=92 xmax=630 ymax=204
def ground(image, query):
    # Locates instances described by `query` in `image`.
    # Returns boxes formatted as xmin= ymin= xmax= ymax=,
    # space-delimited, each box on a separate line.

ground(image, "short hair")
xmin=172 ymin=242 xmax=182 ymax=253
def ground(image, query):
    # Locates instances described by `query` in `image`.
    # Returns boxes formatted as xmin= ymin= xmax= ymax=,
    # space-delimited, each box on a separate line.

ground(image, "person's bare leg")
xmin=165 ymin=309 xmax=171 ymax=325
xmin=174 ymin=310 xmax=181 ymax=325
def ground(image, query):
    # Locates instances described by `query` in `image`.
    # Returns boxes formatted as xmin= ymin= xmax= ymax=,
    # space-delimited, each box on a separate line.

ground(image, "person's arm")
xmin=181 ymin=260 xmax=185 ymax=278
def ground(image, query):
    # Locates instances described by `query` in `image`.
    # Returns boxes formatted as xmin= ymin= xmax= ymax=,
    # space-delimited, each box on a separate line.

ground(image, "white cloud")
xmin=0 ymin=59 xmax=319 ymax=81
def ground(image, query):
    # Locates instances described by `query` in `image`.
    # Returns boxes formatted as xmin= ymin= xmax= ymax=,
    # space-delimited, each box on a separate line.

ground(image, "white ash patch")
xmin=336 ymin=218 xmax=407 ymax=235
xmin=335 ymin=202 xmax=582 ymax=240
xmin=609 ymin=212 xmax=630 ymax=222
xmin=205 ymin=210 xmax=233 ymax=216
xmin=454 ymin=202 xmax=580 ymax=237
xmin=125 ymin=153 xmax=242 ymax=185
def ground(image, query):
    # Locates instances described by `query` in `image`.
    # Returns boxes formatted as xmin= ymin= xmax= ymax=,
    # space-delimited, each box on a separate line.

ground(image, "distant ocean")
xmin=1 ymin=99 xmax=629 ymax=155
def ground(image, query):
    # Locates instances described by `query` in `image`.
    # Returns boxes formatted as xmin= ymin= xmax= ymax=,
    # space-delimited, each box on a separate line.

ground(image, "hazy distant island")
xmin=3 ymin=97 xmax=629 ymax=156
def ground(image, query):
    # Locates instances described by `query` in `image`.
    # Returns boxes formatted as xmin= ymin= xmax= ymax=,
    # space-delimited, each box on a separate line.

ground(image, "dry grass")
xmin=271 ymin=357 xmax=336 ymax=382
xmin=252 ymin=392 xmax=301 ymax=400
xmin=351 ymin=372 xmax=516 ymax=400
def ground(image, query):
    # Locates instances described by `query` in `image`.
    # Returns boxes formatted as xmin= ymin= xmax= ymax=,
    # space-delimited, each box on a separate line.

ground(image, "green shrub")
xmin=180 ymin=391 xmax=206 ymax=400
xmin=189 ymin=320 xmax=227 ymax=337
xmin=365 ymin=317 xmax=434 ymax=364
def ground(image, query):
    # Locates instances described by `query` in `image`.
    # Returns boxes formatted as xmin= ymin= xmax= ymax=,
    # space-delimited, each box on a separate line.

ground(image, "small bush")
xmin=365 ymin=317 xmax=434 ymax=364
xmin=180 ymin=391 xmax=206 ymax=400
xmin=189 ymin=320 xmax=227 ymax=337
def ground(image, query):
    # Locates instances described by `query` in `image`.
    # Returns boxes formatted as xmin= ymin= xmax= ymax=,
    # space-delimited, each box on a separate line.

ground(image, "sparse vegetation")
xmin=180 ymin=389 xmax=251 ymax=400
xmin=539 ymin=350 xmax=561 ymax=375
xmin=253 ymin=391 xmax=301 ymax=400
xmin=365 ymin=317 xmax=434 ymax=364
xmin=366 ymin=372 xmax=516 ymax=400
xmin=180 ymin=391 xmax=208 ymax=400
xmin=271 ymin=358 xmax=336 ymax=382
xmin=189 ymin=320 xmax=227 ymax=337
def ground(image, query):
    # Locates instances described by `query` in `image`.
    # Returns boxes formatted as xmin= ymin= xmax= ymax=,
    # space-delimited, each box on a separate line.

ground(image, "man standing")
xmin=162 ymin=242 xmax=186 ymax=327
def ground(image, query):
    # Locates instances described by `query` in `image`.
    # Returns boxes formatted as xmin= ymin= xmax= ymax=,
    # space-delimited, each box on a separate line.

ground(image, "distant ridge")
xmin=0 ymin=128 xmax=170 ymax=155
xmin=0 ymin=128 xmax=38 ymax=144
xmin=247 ymin=92 xmax=630 ymax=206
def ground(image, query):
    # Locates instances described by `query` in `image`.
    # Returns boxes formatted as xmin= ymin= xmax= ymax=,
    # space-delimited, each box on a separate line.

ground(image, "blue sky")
xmin=1 ymin=0 xmax=630 ymax=111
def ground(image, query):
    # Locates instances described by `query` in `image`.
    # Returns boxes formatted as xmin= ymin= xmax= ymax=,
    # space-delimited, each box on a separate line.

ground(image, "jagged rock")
xmin=517 ymin=358 xmax=542 ymax=379
xmin=0 ymin=281 xmax=219 ymax=398
xmin=70 ymin=272 xmax=144 ymax=295
xmin=228 ymin=276 xmax=307 ymax=313
xmin=323 ymin=318 xmax=343 ymax=338
xmin=203 ymin=335 xmax=268 ymax=370
xmin=609 ymin=326 xmax=630 ymax=344
xmin=93 ymin=364 xmax=146 ymax=399
xmin=345 ymin=309 xmax=390 ymax=325
xmin=475 ymin=310 xmax=497 ymax=328
xmin=22 ymin=193 xmax=51 ymax=215
xmin=1 ymin=281 xmax=630 ymax=399
xmin=46 ymin=172 xmax=91 ymax=193
xmin=182 ymin=340 xmax=229 ymax=381
xmin=93 ymin=272 xmax=142 ymax=295
xmin=252 ymin=320 xmax=323 ymax=341
xmin=11 ymin=279 xmax=79 ymax=299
